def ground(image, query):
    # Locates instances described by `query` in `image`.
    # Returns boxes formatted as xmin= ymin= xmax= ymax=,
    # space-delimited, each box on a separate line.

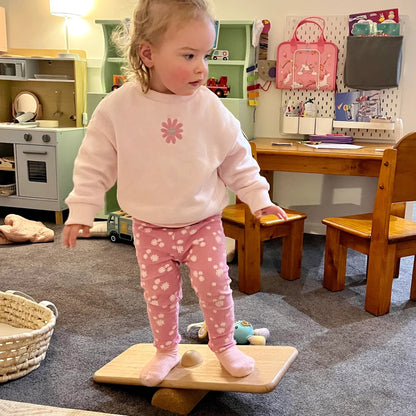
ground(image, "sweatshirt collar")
xmin=140 ymin=85 xmax=201 ymax=103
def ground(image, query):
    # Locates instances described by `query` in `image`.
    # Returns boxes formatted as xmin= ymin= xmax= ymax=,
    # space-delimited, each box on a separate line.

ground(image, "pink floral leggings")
xmin=133 ymin=214 xmax=236 ymax=353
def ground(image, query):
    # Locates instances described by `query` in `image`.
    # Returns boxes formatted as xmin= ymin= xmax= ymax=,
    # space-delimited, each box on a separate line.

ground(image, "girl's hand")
xmin=63 ymin=224 xmax=91 ymax=248
xmin=254 ymin=205 xmax=288 ymax=221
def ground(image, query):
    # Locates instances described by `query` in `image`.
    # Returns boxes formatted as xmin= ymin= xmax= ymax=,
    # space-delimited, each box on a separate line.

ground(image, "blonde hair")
xmin=114 ymin=0 xmax=214 ymax=93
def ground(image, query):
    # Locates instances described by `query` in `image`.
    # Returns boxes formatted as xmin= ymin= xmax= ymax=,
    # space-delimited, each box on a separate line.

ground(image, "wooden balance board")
xmin=94 ymin=343 xmax=298 ymax=415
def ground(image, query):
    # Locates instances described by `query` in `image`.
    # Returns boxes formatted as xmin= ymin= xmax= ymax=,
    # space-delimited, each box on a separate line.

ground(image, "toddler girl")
xmin=63 ymin=0 xmax=287 ymax=387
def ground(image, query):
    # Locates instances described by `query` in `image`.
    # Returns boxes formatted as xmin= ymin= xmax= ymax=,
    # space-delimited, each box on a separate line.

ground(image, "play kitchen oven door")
xmin=15 ymin=144 xmax=57 ymax=199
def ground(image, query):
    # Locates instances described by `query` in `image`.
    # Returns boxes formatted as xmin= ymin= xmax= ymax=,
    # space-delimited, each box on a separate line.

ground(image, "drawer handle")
xmin=22 ymin=151 xmax=48 ymax=155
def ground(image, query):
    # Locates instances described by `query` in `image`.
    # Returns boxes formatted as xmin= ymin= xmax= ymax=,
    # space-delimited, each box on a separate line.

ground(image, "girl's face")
xmin=140 ymin=17 xmax=216 ymax=95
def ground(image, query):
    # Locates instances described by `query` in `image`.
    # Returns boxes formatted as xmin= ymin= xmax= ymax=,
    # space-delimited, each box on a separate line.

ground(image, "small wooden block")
xmin=93 ymin=343 xmax=298 ymax=394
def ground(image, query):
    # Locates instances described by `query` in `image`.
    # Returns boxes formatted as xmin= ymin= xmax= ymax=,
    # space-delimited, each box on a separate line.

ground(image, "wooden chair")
xmin=222 ymin=142 xmax=307 ymax=294
xmin=322 ymin=131 xmax=416 ymax=316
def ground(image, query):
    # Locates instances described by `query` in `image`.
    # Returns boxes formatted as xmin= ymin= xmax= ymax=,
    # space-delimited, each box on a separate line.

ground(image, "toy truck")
xmin=206 ymin=76 xmax=231 ymax=98
xmin=107 ymin=210 xmax=133 ymax=244
xmin=211 ymin=49 xmax=229 ymax=60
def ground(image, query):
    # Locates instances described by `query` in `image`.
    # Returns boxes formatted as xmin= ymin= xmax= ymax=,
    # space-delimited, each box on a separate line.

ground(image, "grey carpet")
xmin=1 ymin=209 xmax=415 ymax=416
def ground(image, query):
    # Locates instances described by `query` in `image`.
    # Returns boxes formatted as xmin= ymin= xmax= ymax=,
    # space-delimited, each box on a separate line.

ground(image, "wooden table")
xmin=252 ymin=138 xmax=392 ymax=189
xmin=251 ymin=137 xmax=405 ymax=292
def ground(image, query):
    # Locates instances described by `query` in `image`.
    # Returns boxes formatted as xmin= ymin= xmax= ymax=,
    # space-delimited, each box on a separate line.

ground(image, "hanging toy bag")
xmin=276 ymin=17 xmax=338 ymax=91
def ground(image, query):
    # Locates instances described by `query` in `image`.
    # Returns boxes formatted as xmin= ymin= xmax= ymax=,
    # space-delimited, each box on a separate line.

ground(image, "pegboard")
xmin=279 ymin=15 xmax=403 ymax=142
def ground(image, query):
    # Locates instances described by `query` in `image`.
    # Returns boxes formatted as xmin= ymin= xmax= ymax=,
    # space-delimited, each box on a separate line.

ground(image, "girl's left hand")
xmin=254 ymin=205 xmax=288 ymax=221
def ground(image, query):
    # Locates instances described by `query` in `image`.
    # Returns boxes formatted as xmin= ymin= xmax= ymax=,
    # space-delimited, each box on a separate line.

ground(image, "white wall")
xmin=1 ymin=0 xmax=415 ymax=232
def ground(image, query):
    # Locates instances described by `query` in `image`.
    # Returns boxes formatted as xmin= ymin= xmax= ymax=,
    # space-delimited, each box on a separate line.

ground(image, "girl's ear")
xmin=139 ymin=42 xmax=153 ymax=67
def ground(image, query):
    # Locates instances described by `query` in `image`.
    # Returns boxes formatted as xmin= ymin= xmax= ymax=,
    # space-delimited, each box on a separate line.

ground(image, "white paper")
xmin=304 ymin=143 xmax=363 ymax=149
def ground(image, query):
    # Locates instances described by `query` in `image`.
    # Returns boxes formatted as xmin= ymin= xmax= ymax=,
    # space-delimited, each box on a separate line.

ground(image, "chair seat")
xmin=221 ymin=141 xmax=307 ymax=294
xmin=222 ymin=204 xmax=306 ymax=227
xmin=323 ymin=213 xmax=416 ymax=242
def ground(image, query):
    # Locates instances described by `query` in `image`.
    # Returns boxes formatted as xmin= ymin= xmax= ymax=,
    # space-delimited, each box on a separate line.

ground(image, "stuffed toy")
xmin=233 ymin=320 xmax=270 ymax=345
xmin=187 ymin=320 xmax=270 ymax=345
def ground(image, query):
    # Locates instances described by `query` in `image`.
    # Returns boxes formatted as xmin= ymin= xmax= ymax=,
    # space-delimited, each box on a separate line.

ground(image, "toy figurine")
xmin=187 ymin=320 xmax=270 ymax=345
xmin=233 ymin=320 xmax=270 ymax=345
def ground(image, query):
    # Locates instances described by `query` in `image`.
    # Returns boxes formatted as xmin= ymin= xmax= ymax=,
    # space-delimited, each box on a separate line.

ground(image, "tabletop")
xmin=251 ymin=137 xmax=393 ymax=177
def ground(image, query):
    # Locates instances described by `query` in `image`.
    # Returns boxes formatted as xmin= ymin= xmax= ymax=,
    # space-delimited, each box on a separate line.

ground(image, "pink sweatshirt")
xmin=65 ymin=82 xmax=272 ymax=227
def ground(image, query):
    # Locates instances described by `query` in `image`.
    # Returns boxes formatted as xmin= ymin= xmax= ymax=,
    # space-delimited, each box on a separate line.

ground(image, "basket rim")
xmin=0 ymin=291 xmax=57 ymax=343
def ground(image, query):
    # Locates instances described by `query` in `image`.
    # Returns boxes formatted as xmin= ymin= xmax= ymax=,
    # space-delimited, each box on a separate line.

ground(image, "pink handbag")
xmin=276 ymin=17 xmax=338 ymax=91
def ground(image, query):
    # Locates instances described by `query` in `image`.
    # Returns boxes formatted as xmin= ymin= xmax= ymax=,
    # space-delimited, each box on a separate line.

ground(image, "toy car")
xmin=211 ymin=50 xmax=229 ymax=60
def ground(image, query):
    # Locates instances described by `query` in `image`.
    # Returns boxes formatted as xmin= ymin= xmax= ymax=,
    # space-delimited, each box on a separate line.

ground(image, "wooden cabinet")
xmin=0 ymin=49 xmax=87 ymax=128
xmin=0 ymin=126 xmax=85 ymax=224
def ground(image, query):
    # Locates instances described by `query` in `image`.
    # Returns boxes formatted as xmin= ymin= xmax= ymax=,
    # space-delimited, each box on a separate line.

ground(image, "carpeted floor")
xmin=1 ymin=208 xmax=415 ymax=416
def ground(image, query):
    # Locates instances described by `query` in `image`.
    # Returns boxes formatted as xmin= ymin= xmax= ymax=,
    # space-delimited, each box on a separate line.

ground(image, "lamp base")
xmin=57 ymin=52 xmax=80 ymax=59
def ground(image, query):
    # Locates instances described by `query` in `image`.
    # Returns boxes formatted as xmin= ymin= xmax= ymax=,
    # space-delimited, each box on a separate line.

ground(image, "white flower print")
xmin=214 ymin=295 xmax=225 ymax=307
xmin=192 ymin=270 xmax=205 ymax=282
xmin=215 ymin=322 xmax=226 ymax=334
xmin=161 ymin=282 xmax=170 ymax=291
xmin=158 ymin=264 xmax=173 ymax=274
xmin=143 ymin=249 xmax=152 ymax=260
xmin=173 ymin=240 xmax=184 ymax=253
xmin=193 ymin=238 xmax=206 ymax=247
xmin=213 ymin=264 xmax=225 ymax=277
xmin=150 ymin=254 xmax=159 ymax=262
xmin=151 ymin=238 xmax=165 ymax=248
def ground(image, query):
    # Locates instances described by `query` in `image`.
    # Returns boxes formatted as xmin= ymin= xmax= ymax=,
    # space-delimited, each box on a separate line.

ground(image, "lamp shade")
xmin=49 ymin=0 xmax=84 ymax=17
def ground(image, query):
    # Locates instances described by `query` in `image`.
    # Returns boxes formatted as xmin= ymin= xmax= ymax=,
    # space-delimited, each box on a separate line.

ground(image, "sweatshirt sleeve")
xmin=218 ymin=132 xmax=273 ymax=214
xmin=65 ymin=106 xmax=118 ymax=227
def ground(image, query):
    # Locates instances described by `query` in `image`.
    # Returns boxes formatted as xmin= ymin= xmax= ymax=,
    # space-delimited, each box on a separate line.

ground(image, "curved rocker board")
xmin=93 ymin=343 xmax=298 ymax=393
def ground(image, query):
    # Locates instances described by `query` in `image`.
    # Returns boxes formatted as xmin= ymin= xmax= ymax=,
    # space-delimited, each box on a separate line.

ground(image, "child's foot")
xmin=140 ymin=347 xmax=180 ymax=387
xmin=216 ymin=346 xmax=255 ymax=377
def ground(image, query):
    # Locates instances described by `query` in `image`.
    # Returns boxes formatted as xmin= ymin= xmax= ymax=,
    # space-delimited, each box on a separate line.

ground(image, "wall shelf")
xmin=333 ymin=121 xmax=395 ymax=130
xmin=0 ymin=49 xmax=87 ymax=128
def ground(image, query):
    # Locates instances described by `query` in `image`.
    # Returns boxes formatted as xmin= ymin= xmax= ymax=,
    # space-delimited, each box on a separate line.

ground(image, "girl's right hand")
xmin=63 ymin=224 xmax=91 ymax=248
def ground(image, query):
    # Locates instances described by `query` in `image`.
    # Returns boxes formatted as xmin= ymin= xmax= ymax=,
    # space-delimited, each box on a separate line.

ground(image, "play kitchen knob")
xmin=23 ymin=133 xmax=32 ymax=142
xmin=42 ymin=134 xmax=51 ymax=143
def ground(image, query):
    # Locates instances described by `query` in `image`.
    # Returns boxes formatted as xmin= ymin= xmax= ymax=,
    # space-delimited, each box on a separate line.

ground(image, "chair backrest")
xmin=371 ymin=131 xmax=416 ymax=239
xmin=249 ymin=141 xmax=257 ymax=160
xmin=391 ymin=131 xmax=416 ymax=203
xmin=235 ymin=141 xmax=257 ymax=205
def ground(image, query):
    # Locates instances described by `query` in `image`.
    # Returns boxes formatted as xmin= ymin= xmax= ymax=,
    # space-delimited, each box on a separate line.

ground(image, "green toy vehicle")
xmin=107 ymin=210 xmax=133 ymax=244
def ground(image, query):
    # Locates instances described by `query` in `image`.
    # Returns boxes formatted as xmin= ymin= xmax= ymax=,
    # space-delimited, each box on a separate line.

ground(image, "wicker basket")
xmin=0 ymin=290 xmax=58 ymax=382
xmin=0 ymin=183 xmax=16 ymax=196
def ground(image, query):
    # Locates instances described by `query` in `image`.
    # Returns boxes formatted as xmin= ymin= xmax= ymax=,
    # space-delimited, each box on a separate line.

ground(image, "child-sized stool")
xmin=94 ymin=343 xmax=298 ymax=415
